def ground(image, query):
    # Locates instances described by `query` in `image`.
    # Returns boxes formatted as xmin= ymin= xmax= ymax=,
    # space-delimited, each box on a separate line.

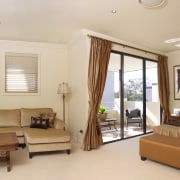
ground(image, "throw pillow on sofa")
xmin=30 ymin=116 xmax=49 ymax=129
xmin=40 ymin=113 xmax=56 ymax=128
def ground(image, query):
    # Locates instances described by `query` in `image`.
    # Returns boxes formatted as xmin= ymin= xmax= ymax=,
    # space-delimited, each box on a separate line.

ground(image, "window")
xmin=5 ymin=52 xmax=39 ymax=94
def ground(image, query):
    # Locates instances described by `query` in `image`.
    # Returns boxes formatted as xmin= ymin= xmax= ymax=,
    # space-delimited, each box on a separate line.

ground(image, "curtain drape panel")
xmin=83 ymin=37 xmax=112 ymax=150
xmin=157 ymin=55 xmax=170 ymax=124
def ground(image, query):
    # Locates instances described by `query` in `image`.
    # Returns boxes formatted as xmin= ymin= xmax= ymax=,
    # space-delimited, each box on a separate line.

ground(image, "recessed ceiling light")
xmin=111 ymin=10 xmax=117 ymax=14
xmin=164 ymin=38 xmax=180 ymax=44
xmin=139 ymin=0 xmax=166 ymax=8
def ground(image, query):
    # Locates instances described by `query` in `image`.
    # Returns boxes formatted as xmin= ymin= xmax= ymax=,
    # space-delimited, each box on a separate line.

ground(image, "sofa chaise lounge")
xmin=0 ymin=108 xmax=71 ymax=158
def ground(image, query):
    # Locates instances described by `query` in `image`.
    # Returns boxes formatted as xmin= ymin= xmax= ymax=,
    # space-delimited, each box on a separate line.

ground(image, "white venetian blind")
xmin=5 ymin=53 xmax=38 ymax=93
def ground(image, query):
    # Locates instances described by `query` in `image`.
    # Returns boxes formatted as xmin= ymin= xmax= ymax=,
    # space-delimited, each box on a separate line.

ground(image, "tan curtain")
xmin=83 ymin=37 xmax=112 ymax=150
xmin=157 ymin=55 xmax=170 ymax=123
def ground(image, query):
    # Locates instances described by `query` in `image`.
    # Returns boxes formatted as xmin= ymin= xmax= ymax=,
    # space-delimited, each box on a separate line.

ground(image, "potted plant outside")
xmin=98 ymin=105 xmax=108 ymax=120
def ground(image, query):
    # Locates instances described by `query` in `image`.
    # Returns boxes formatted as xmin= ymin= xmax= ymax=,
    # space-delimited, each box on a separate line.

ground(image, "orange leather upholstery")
xmin=139 ymin=134 xmax=180 ymax=169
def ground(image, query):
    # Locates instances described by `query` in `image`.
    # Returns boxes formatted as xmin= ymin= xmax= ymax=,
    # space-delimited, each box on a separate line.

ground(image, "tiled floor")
xmin=102 ymin=126 xmax=152 ymax=143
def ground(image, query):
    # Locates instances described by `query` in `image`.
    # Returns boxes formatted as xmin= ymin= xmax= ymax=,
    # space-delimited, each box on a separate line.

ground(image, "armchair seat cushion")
xmin=24 ymin=127 xmax=70 ymax=144
xmin=127 ymin=117 xmax=142 ymax=123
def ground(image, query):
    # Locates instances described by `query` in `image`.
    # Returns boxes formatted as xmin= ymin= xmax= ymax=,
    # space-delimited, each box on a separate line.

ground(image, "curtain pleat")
xmin=83 ymin=37 xmax=112 ymax=150
xmin=157 ymin=55 xmax=170 ymax=123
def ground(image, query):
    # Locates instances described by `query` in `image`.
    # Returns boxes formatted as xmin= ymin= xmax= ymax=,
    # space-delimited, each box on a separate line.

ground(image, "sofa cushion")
xmin=21 ymin=108 xmax=53 ymax=127
xmin=30 ymin=117 xmax=49 ymax=129
xmin=0 ymin=127 xmax=24 ymax=136
xmin=24 ymin=127 xmax=70 ymax=144
xmin=0 ymin=109 xmax=21 ymax=127
xmin=40 ymin=112 xmax=56 ymax=128
xmin=153 ymin=124 xmax=180 ymax=138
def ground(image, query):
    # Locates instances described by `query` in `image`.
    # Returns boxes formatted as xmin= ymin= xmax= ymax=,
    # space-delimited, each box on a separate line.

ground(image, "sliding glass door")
xmin=101 ymin=53 xmax=121 ymax=142
xmin=123 ymin=55 xmax=144 ymax=138
xmin=101 ymin=51 xmax=160 ymax=143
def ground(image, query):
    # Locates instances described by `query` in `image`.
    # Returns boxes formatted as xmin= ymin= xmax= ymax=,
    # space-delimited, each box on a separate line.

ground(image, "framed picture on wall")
xmin=174 ymin=65 xmax=180 ymax=100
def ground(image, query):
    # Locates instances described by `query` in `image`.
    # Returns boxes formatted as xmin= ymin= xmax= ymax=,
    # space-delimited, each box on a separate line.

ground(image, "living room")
xmin=0 ymin=0 xmax=180 ymax=179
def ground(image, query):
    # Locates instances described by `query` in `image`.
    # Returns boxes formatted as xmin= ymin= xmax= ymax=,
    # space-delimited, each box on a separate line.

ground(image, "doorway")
xmin=101 ymin=51 xmax=160 ymax=143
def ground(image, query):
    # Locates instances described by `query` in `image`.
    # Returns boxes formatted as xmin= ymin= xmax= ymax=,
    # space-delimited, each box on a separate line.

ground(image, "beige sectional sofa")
xmin=0 ymin=108 xmax=71 ymax=158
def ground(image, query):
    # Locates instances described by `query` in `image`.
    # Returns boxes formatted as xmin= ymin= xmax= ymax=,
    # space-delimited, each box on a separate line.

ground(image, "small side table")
xmin=0 ymin=133 xmax=18 ymax=172
xmin=100 ymin=118 xmax=117 ymax=130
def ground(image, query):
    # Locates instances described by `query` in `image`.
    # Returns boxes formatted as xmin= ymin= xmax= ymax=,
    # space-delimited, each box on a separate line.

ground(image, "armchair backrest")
xmin=126 ymin=108 xmax=141 ymax=118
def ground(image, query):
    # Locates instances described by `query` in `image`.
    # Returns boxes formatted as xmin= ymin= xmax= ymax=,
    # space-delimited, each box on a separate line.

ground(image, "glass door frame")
xmin=103 ymin=50 xmax=160 ymax=144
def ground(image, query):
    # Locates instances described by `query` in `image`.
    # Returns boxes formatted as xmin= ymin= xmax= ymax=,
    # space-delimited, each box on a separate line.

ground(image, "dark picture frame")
xmin=174 ymin=65 xmax=180 ymax=100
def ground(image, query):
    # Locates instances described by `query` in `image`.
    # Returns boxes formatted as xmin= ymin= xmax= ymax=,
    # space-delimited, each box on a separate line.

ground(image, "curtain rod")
xmin=87 ymin=34 xmax=162 ymax=57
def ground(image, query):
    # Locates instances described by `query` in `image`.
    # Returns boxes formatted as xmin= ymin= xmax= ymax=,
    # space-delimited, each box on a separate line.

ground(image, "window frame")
xmin=2 ymin=52 xmax=41 ymax=96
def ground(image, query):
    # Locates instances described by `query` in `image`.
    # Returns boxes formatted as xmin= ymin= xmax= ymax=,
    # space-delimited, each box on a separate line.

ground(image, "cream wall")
xmin=67 ymin=33 xmax=89 ymax=144
xmin=167 ymin=50 xmax=180 ymax=113
xmin=0 ymin=40 xmax=68 ymax=120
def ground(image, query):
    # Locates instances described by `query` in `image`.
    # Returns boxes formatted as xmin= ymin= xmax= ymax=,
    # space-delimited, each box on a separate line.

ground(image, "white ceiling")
xmin=0 ymin=0 xmax=180 ymax=53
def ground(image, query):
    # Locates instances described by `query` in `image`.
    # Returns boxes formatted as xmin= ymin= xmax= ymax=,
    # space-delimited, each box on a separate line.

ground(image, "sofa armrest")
xmin=54 ymin=118 xmax=65 ymax=130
